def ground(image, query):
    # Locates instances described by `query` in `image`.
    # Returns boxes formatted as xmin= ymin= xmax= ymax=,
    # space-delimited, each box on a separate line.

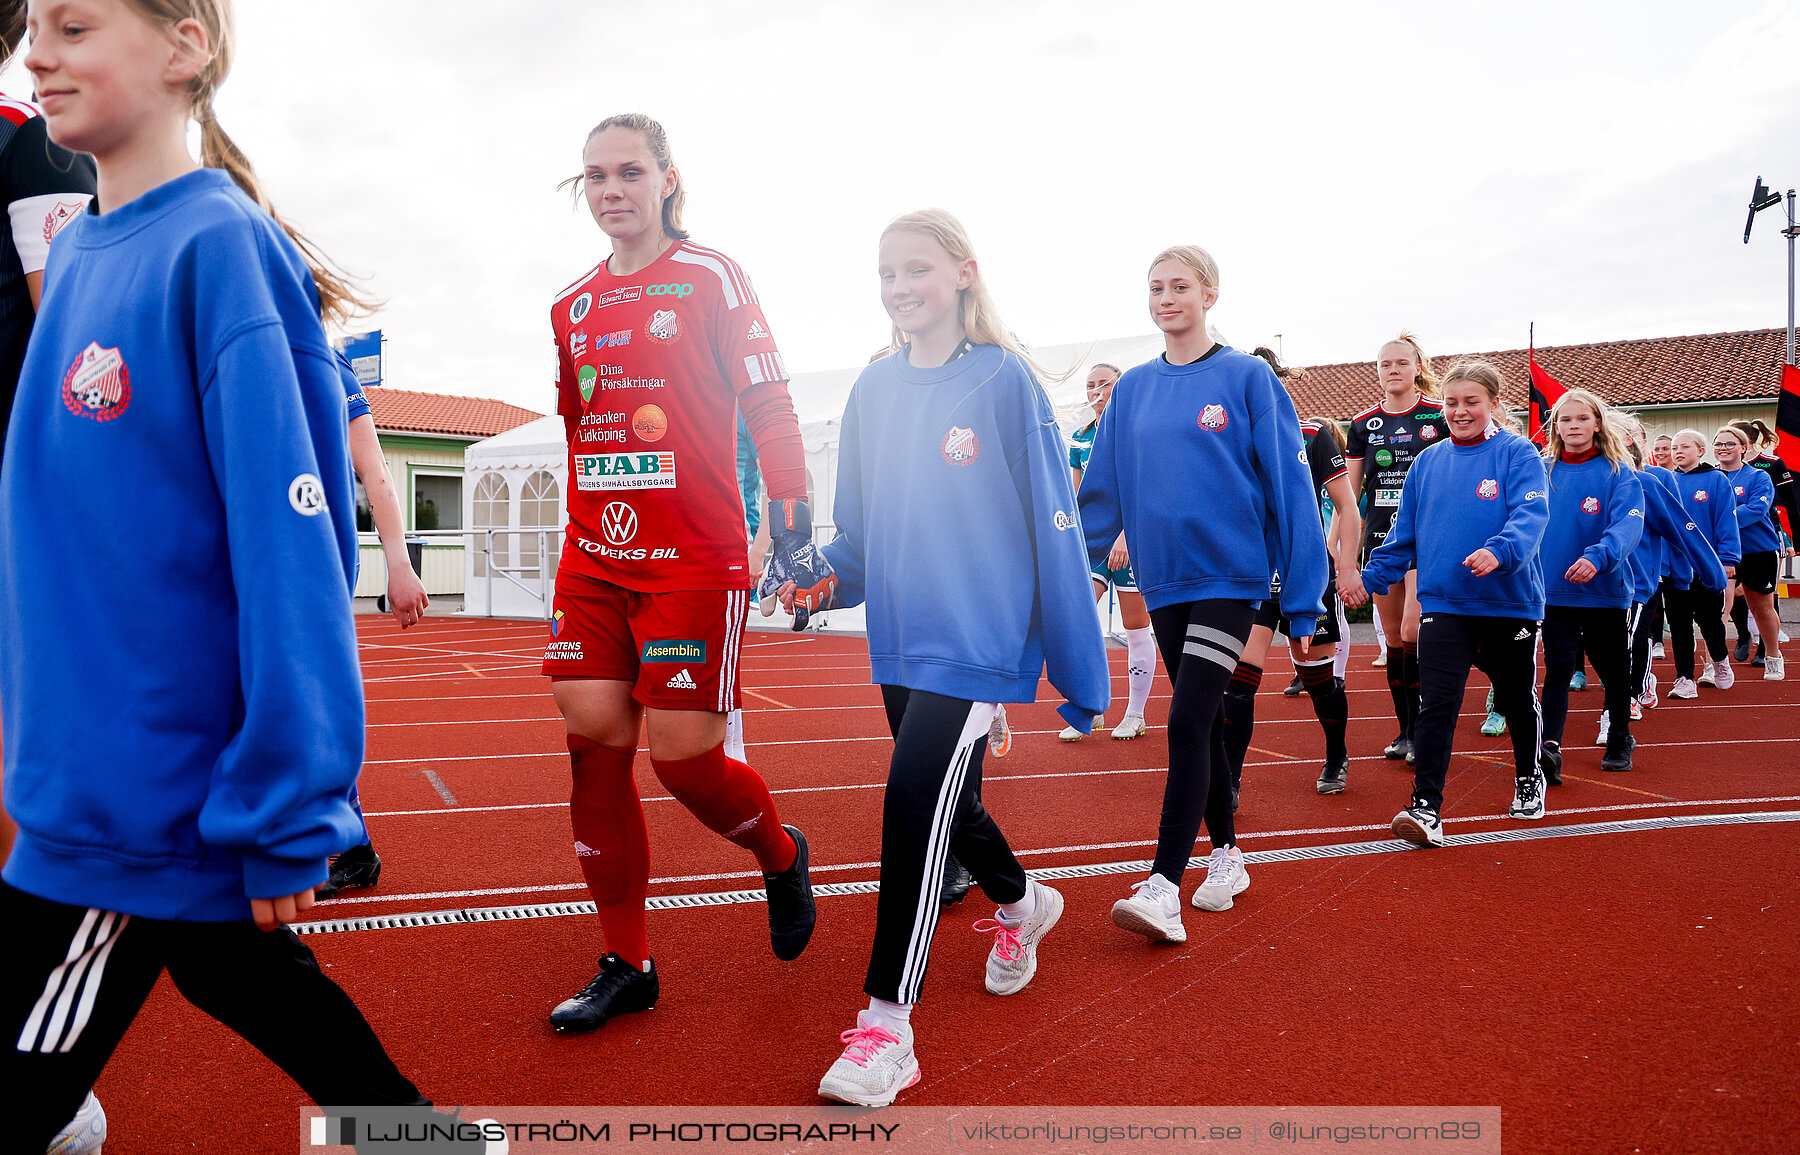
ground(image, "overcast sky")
xmin=6 ymin=0 xmax=1796 ymax=416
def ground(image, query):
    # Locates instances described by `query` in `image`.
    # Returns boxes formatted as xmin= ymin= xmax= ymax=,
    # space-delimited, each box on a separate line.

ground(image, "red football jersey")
xmin=551 ymin=240 xmax=794 ymax=593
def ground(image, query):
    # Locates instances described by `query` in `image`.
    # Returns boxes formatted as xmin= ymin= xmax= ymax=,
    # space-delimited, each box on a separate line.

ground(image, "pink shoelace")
xmin=972 ymin=918 xmax=1021 ymax=961
xmin=837 ymin=1023 xmax=900 ymax=1067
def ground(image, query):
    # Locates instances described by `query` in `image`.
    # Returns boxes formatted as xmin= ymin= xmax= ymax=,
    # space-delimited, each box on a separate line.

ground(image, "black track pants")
xmin=0 ymin=881 xmax=425 ymax=1151
xmin=1663 ymin=578 xmax=1727 ymax=678
xmin=1410 ymin=613 xmax=1542 ymax=813
xmin=1147 ymin=600 xmax=1256 ymax=883
xmin=1541 ymin=605 xmax=1633 ymax=750
xmin=863 ymin=687 xmax=1028 ymax=1005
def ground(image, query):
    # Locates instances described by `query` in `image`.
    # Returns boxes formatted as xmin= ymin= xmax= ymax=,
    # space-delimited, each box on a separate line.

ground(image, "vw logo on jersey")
xmin=601 ymin=501 xmax=639 ymax=545
xmin=1366 ymin=416 xmax=1384 ymax=431
xmin=1582 ymin=496 xmax=1600 ymax=514
xmin=569 ymin=292 xmax=593 ymax=324
xmin=1198 ymin=404 xmax=1229 ymax=431
xmin=1477 ymin=478 xmax=1499 ymax=500
xmin=942 ymin=425 xmax=979 ymax=466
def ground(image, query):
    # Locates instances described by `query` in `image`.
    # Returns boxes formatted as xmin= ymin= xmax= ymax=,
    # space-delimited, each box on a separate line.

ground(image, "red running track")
xmin=92 ymin=617 xmax=1800 ymax=1153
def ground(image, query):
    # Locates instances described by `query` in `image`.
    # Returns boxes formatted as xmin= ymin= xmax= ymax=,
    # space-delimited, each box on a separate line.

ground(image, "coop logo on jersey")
xmin=1477 ymin=478 xmax=1500 ymax=500
xmin=42 ymin=200 xmax=85 ymax=243
xmin=642 ymin=639 xmax=706 ymax=663
xmin=632 ymin=404 xmax=668 ymax=442
xmin=647 ymin=283 xmax=695 ymax=298
xmin=577 ymin=364 xmax=598 ymax=403
xmin=575 ymin=452 xmax=677 ymax=490
xmin=647 ymin=309 xmax=680 ymax=343
xmin=61 ymin=342 xmax=130 ymax=420
xmin=600 ymin=501 xmax=638 ymax=545
xmin=1582 ymin=496 xmax=1601 ymax=514
xmin=1416 ymin=410 xmax=1443 ymax=422
xmin=1197 ymin=404 xmax=1229 ymax=431
xmin=1694 ymin=489 xmax=1709 ymax=502
xmin=568 ymin=292 xmax=593 ymax=323
xmin=596 ymin=286 xmax=642 ymax=309
xmin=941 ymin=426 xmax=979 ymax=466
xmin=1365 ymin=416 xmax=1384 ymax=431
xmin=288 ymin=473 xmax=327 ymax=516
xmin=1419 ymin=425 xmax=1438 ymax=440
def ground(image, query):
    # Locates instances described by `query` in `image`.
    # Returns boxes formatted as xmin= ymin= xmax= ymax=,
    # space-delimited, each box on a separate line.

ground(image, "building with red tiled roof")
xmin=365 ymin=387 xmax=543 ymax=439
xmin=353 ymin=389 xmax=545 ymax=600
xmin=1283 ymin=328 xmax=1789 ymax=445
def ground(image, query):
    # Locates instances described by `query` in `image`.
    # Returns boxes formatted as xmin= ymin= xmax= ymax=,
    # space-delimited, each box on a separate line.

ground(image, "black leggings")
xmin=1147 ymin=599 xmax=1256 ymax=883
xmin=0 ymin=881 xmax=425 ymax=1150
xmin=1662 ymin=578 xmax=1727 ymax=678
xmin=1541 ymin=605 xmax=1633 ymax=751
xmin=863 ymin=687 xmax=1028 ymax=1004
xmin=1411 ymin=614 xmax=1542 ymax=813
xmin=1630 ymin=592 xmax=1660 ymax=699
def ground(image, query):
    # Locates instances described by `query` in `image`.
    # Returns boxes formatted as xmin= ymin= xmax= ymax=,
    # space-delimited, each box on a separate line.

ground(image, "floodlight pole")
xmin=1786 ymin=189 xmax=1796 ymax=367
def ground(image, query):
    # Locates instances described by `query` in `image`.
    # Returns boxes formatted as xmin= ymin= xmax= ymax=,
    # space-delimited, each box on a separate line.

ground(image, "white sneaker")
xmin=48 ymin=1092 xmax=106 ymax=1155
xmin=818 ymin=1012 xmax=920 ymax=1107
xmin=1391 ymin=799 xmax=1446 ymax=847
xmin=1637 ymin=673 xmax=1658 ymax=709
xmin=987 ymin=706 xmax=1011 ymax=758
xmin=1110 ymin=873 xmax=1186 ymax=942
xmin=1110 ymin=715 xmax=1147 ymax=740
xmin=1059 ymin=714 xmax=1104 ymax=741
xmin=1190 ymin=846 xmax=1250 ymax=911
xmin=1630 ymin=699 xmax=1643 ymax=721
xmin=1713 ymin=660 xmax=1735 ymax=690
xmin=1765 ymin=654 xmax=1787 ymax=681
xmin=1651 ymin=642 xmax=1665 ymax=659
xmin=977 ymin=880 xmax=1063 ymax=996
xmin=1669 ymin=676 xmax=1698 ymax=699
xmin=1697 ymin=664 xmax=1717 ymax=687
xmin=1781 ymin=630 xmax=1791 ymax=643
xmin=1595 ymin=711 xmax=1611 ymax=747
xmin=1508 ymin=770 xmax=1547 ymax=821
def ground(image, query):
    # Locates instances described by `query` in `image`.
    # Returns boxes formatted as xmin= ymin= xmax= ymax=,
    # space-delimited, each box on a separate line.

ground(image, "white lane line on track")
xmin=294 ymin=809 xmax=1800 ymax=932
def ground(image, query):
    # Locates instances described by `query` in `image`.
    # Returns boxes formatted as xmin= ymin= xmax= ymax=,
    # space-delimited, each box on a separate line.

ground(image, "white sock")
xmin=998 ymin=882 xmax=1037 ymax=925
xmin=1749 ymin=617 xmax=1762 ymax=641
xmin=1371 ymin=602 xmax=1387 ymax=655
xmin=724 ymin=709 xmax=745 ymax=762
xmin=1124 ymin=626 xmax=1155 ymax=717
xmin=1332 ymin=603 xmax=1351 ymax=679
xmin=866 ymin=997 xmax=912 ymax=1031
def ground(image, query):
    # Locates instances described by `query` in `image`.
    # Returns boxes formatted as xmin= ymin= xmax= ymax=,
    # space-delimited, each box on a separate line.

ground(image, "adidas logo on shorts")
xmin=574 ymin=841 xmax=600 ymax=857
xmin=666 ymin=668 xmax=698 ymax=690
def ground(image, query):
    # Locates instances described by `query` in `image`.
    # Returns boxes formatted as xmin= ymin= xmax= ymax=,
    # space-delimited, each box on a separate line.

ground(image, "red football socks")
xmin=651 ymin=743 xmax=796 ymax=874
xmin=567 ymin=735 xmax=651 ymax=970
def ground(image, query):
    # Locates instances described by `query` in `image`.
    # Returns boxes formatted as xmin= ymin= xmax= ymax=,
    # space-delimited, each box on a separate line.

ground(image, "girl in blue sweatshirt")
xmin=1345 ymin=360 xmax=1549 ymax=845
xmin=0 ymin=3 xmax=424 ymax=1143
xmin=1537 ymin=391 xmax=1643 ymax=776
xmin=795 ymin=210 xmax=1108 ymax=1108
xmin=1078 ymin=245 xmax=1329 ymax=937
xmin=1712 ymin=424 xmax=1785 ymax=680
xmin=1665 ymin=430 xmax=1741 ymax=697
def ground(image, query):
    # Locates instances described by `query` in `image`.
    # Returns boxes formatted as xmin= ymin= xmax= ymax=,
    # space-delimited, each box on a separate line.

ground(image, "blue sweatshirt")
xmin=1629 ymin=466 xmax=1726 ymax=600
xmin=0 ymin=169 xmax=366 ymax=920
xmin=1076 ymin=347 xmax=1329 ymax=628
xmin=822 ymin=344 xmax=1109 ymax=730
xmin=1363 ymin=429 xmax=1549 ymax=619
xmin=1541 ymin=452 xmax=1644 ymax=609
xmin=1721 ymin=463 xmax=1779 ymax=555
xmin=1672 ymin=464 xmax=1741 ymax=571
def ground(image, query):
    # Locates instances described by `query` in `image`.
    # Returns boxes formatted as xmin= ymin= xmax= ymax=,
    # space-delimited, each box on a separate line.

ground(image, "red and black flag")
xmin=1526 ymin=326 xmax=1567 ymax=446
xmin=1777 ymin=362 xmax=1800 ymax=475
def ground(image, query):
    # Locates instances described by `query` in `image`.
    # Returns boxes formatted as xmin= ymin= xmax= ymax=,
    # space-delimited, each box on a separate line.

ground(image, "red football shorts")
xmin=542 ymin=573 xmax=748 ymax=712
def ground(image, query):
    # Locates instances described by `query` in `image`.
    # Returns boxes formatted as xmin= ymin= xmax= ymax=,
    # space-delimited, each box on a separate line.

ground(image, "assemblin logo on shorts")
xmin=641 ymin=639 xmax=706 ymax=663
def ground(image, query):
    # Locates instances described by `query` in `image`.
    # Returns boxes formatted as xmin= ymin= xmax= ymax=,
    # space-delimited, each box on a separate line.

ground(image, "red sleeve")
xmin=741 ymin=381 xmax=806 ymax=501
